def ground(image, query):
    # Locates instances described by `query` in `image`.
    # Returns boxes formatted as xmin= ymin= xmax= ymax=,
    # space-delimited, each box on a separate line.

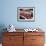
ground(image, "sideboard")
xmin=2 ymin=31 xmax=45 ymax=46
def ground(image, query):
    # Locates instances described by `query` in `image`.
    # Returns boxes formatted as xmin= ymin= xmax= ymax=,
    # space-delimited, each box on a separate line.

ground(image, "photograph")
xmin=17 ymin=7 xmax=35 ymax=22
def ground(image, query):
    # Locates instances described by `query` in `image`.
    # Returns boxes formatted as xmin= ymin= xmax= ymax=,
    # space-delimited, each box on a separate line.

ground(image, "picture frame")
xmin=17 ymin=7 xmax=35 ymax=22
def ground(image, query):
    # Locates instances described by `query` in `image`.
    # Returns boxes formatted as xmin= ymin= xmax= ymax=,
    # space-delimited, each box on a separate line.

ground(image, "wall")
xmin=0 ymin=0 xmax=46 ymax=29
xmin=0 ymin=0 xmax=46 ymax=43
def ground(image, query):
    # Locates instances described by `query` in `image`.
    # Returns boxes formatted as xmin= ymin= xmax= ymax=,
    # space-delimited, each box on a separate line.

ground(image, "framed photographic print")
xmin=17 ymin=7 xmax=35 ymax=22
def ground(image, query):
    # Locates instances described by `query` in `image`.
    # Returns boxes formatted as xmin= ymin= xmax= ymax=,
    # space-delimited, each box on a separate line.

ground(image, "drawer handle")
xmin=9 ymin=38 xmax=13 ymax=40
xmin=32 ymin=39 xmax=36 ymax=40
xmin=9 ymin=38 xmax=12 ymax=40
